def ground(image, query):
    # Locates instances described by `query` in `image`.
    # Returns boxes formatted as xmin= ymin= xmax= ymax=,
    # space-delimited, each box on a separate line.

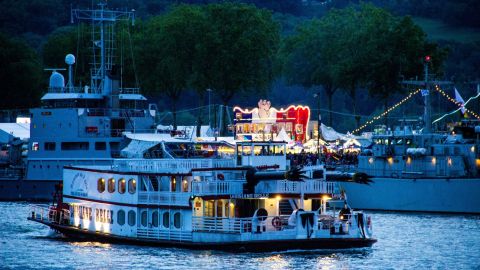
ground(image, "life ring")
xmin=272 ymin=216 xmax=282 ymax=229
xmin=217 ymin=173 xmax=225 ymax=180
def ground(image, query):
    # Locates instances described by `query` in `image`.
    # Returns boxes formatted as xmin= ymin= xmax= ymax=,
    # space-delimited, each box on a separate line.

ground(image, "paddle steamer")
xmin=29 ymin=137 xmax=375 ymax=251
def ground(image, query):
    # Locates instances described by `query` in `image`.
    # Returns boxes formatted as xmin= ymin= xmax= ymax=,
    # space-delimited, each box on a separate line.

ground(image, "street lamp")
xmin=207 ymin=88 xmax=212 ymax=128
xmin=313 ymin=92 xmax=321 ymax=162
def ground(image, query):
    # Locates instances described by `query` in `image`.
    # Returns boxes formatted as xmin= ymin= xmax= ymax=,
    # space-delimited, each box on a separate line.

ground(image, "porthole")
xmin=141 ymin=211 xmax=148 ymax=227
xmin=128 ymin=178 xmax=136 ymax=194
xmin=174 ymin=212 xmax=181 ymax=229
xmin=117 ymin=210 xmax=125 ymax=226
xmin=108 ymin=178 xmax=115 ymax=193
xmin=128 ymin=210 xmax=136 ymax=226
xmin=97 ymin=178 xmax=105 ymax=193
xmin=162 ymin=212 xmax=170 ymax=228
xmin=118 ymin=178 xmax=126 ymax=194
xmin=152 ymin=211 xmax=159 ymax=227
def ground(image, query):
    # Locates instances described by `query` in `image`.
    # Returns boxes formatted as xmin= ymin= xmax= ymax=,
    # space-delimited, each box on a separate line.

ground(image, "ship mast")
xmin=70 ymin=2 xmax=135 ymax=95
xmin=401 ymin=56 xmax=453 ymax=133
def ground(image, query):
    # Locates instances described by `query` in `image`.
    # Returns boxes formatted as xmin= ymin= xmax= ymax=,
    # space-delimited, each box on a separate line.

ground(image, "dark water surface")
xmin=1 ymin=202 xmax=479 ymax=269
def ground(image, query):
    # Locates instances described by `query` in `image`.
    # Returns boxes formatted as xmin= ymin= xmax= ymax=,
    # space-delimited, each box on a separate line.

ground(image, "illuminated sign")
xmin=233 ymin=100 xmax=310 ymax=142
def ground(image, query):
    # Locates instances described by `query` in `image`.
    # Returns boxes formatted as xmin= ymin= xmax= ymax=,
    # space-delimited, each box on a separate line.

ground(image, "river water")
xmin=1 ymin=202 xmax=479 ymax=269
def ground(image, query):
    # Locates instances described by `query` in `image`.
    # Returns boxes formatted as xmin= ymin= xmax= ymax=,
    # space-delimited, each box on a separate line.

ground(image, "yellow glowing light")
xmin=471 ymin=146 xmax=475 ymax=153
xmin=387 ymin=157 xmax=394 ymax=165
xmin=275 ymin=195 xmax=282 ymax=200
xmin=406 ymin=156 xmax=412 ymax=165
xmin=432 ymin=157 xmax=436 ymax=165
xmin=476 ymin=159 xmax=480 ymax=168
xmin=322 ymin=195 xmax=332 ymax=201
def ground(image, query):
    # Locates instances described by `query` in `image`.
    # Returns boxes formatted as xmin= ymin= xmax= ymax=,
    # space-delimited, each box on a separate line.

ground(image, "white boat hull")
xmin=340 ymin=178 xmax=480 ymax=213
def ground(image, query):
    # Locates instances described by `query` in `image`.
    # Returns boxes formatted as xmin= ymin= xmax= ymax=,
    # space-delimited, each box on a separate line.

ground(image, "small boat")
xmin=29 ymin=139 xmax=376 ymax=252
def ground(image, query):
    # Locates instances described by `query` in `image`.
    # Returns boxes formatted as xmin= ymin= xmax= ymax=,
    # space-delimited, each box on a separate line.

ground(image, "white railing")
xmin=192 ymin=215 xmax=301 ymax=234
xmin=29 ymin=205 xmax=71 ymax=224
xmin=191 ymin=181 xmax=244 ymax=196
xmin=137 ymin=228 xmax=193 ymax=242
xmin=138 ymin=192 xmax=191 ymax=206
xmin=255 ymin=180 xmax=338 ymax=194
xmin=114 ymin=158 xmax=235 ymax=174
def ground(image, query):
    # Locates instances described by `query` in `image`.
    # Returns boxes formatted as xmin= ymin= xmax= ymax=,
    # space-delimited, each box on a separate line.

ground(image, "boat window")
xmin=242 ymin=145 xmax=252 ymax=156
xmin=118 ymin=178 xmax=126 ymax=194
xmin=173 ymin=212 xmax=181 ymax=229
xmin=44 ymin=142 xmax=56 ymax=151
xmin=117 ymin=210 xmax=125 ymax=225
xmin=61 ymin=142 xmax=89 ymax=151
xmin=182 ymin=177 xmax=188 ymax=192
xmin=95 ymin=142 xmax=106 ymax=150
xmin=31 ymin=142 xmax=39 ymax=151
xmin=171 ymin=176 xmax=177 ymax=192
xmin=108 ymin=178 xmax=115 ymax=193
xmin=204 ymin=200 xmax=214 ymax=217
xmin=128 ymin=179 xmax=136 ymax=194
xmin=162 ymin=212 xmax=170 ymax=228
xmin=152 ymin=211 xmax=159 ymax=227
xmin=128 ymin=210 xmax=136 ymax=226
xmin=141 ymin=211 xmax=148 ymax=227
xmin=216 ymin=201 xmax=223 ymax=217
xmin=97 ymin=178 xmax=105 ymax=193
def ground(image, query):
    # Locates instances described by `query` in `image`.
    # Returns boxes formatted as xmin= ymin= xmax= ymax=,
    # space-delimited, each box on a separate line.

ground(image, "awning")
xmin=121 ymin=139 xmax=160 ymax=158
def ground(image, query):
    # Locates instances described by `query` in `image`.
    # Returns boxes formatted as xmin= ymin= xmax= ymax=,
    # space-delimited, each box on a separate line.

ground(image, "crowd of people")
xmin=287 ymin=149 xmax=359 ymax=167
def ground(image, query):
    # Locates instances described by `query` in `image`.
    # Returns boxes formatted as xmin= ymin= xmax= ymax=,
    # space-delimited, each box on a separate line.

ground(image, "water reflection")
xmin=1 ymin=203 xmax=480 ymax=270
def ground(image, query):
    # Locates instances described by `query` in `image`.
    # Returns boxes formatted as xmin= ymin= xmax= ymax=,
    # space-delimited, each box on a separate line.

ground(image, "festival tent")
xmin=0 ymin=123 xmax=30 ymax=144
xmin=274 ymin=128 xmax=292 ymax=143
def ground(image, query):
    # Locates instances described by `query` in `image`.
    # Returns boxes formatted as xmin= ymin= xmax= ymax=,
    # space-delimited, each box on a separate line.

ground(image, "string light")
xmin=351 ymin=88 xmax=421 ymax=134
xmin=433 ymin=85 xmax=480 ymax=120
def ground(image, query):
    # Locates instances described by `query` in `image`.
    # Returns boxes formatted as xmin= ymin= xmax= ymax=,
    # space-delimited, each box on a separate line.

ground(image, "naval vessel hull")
xmin=340 ymin=177 xmax=480 ymax=214
xmin=0 ymin=179 xmax=59 ymax=201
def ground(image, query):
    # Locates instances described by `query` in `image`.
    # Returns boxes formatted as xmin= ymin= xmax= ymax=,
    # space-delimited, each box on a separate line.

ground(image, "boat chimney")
xmin=65 ymin=54 xmax=75 ymax=93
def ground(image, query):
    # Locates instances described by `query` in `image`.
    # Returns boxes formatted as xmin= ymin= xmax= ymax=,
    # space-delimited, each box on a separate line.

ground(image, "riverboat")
xmin=29 ymin=139 xmax=376 ymax=252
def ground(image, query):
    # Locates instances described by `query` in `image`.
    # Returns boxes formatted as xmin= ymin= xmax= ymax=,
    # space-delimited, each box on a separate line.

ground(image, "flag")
xmin=454 ymin=87 xmax=466 ymax=114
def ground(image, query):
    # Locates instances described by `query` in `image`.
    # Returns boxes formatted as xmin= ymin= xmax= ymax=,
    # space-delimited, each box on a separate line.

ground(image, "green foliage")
xmin=42 ymin=25 xmax=90 ymax=86
xmin=136 ymin=3 xmax=280 ymax=131
xmin=136 ymin=4 xmax=206 ymax=128
xmin=0 ymin=33 xmax=43 ymax=109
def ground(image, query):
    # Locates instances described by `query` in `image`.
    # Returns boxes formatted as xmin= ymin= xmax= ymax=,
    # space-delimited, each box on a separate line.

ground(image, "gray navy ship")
xmin=0 ymin=4 xmax=155 ymax=200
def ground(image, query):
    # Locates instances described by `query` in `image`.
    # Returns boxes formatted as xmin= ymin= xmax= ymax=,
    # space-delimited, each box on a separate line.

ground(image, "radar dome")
xmin=65 ymin=54 xmax=75 ymax=65
xmin=49 ymin=71 xmax=65 ymax=88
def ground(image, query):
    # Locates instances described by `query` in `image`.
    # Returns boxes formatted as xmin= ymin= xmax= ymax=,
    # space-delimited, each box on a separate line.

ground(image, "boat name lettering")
xmin=230 ymin=193 xmax=269 ymax=199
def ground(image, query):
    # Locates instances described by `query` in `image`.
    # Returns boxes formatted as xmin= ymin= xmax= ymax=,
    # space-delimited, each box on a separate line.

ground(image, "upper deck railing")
xmin=113 ymin=158 xmax=235 ymax=174
xmin=192 ymin=181 xmax=244 ymax=196
xmin=138 ymin=191 xmax=191 ymax=206
xmin=255 ymin=180 xmax=338 ymax=195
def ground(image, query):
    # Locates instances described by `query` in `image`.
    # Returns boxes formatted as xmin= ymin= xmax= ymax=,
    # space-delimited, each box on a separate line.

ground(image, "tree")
xmin=199 ymin=3 xmax=280 ymax=135
xmin=136 ymin=5 xmax=206 ymax=129
xmin=0 ymin=33 xmax=43 ymax=111
xmin=280 ymin=19 xmax=339 ymax=126
xmin=42 ymin=25 xmax=91 ymax=87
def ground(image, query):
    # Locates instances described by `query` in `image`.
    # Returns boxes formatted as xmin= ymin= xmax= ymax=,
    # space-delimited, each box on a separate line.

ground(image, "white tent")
xmin=320 ymin=123 xmax=345 ymax=141
xmin=0 ymin=123 xmax=30 ymax=143
xmin=274 ymin=128 xmax=292 ymax=142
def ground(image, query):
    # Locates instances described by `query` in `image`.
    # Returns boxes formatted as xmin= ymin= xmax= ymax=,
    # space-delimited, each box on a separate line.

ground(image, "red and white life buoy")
xmin=272 ymin=216 xmax=282 ymax=230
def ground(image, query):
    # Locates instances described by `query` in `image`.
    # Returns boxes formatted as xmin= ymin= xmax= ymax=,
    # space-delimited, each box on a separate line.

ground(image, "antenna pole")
xmin=423 ymin=58 xmax=432 ymax=133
